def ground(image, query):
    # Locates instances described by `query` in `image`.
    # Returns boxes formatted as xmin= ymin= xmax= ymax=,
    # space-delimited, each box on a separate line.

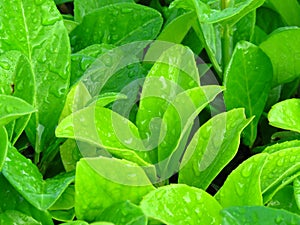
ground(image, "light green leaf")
xmin=215 ymin=154 xmax=268 ymax=207
xmin=137 ymin=44 xmax=200 ymax=163
xmin=263 ymin=140 xmax=300 ymax=154
xmin=0 ymin=95 xmax=35 ymax=127
xmin=267 ymin=0 xmax=300 ymax=26
xmin=75 ymin=157 xmax=155 ymax=222
xmin=50 ymin=185 xmax=74 ymax=211
xmin=179 ymin=109 xmax=251 ymax=190
xmin=2 ymin=145 xmax=74 ymax=210
xmin=70 ymin=3 xmax=163 ymax=52
xmin=294 ymin=177 xmax=300 ymax=210
xmin=260 ymin=148 xmax=300 ymax=202
xmin=74 ymin=0 xmax=134 ymax=22
xmin=0 ymin=210 xmax=42 ymax=225
xmin=50 ymin=208 xmax=75 ymax=222
xmin=0 ymin=0 xmax=71 ymax=153
xmin=260 ymin=27 xmax=300 ymax=86
xmin=56 ymin=103 xmax=151 ymax=165
xmin=158 ymin=86 xmax=224 ymax=180
xmin=140 ymin=184 xmax=222 ymax=225
xmin=0 ymin=127 xmax=8 ymax=172
xmin=0 ymin=174 xmax=54 ymax=225
xmin=60 ymin=139 xmax=82 ymax=172
xmin=221 ymin=206 xmax=300 ymax=225
xmin=224 ymin=41 xmax=273 ymax=147
xmin=268 ymin=99 xmax=300 ymax=133
xmin=97 ymin=201 xmax=147 ymax=225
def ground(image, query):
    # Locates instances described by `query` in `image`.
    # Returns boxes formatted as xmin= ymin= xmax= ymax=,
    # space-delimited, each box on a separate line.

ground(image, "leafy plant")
xmin=0 ymin=0 xmax=300 ymax=224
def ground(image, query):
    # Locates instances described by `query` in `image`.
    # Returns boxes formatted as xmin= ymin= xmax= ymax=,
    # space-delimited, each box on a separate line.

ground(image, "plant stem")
xmin=220 ymin=0 xmax=233 ymax=72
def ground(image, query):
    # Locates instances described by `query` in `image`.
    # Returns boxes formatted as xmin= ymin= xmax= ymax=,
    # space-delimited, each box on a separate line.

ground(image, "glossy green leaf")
xmin=50 ymin=208 xmax=75 ymax=222
xmin=0 ymin=174 xmax=53 ymax=225
xmin=140 ymin=184 xmax=222 ymax=225
xmin=97 ymin=201 xmax=147 ymax=225
xmin=267 ymin=0 xmax=300 ymax=26
xmin=233 ymin=11 xmax=256 ymax=47
xmin=56 ymin=103 xmax=151 ymax=165
xmin=294 ymin=177 xmax=300 ymax=209
xmin=179 ymin=109 xmax=251 ymax=190
xmin=268 ymin=99 xmax=300 ymax=133
xmin=2 ymin=145 xmax=74 ymax=210
xmin=224 ymin=41 xmax=273 ymax=146
xmin=74 ymin=0 xmax=134 ymax=22
xmin=260 ymin=28 xmax=300 ymax=86
xmin=158 ymin=86 xmax=224 ymax=179
xmin=75 ymin=157 xmax=155 ymax=222
xmin=263 ymin=140 xmax=300 ymax=154
xmin=0 ymin=127 xmax=8 ymax=172
xmin=260 ymin=148 xmax=300 ymax=202
xmin=61 ymin=221 xmax=89 ymax=225
xmin=50 ymin=185 xmax=75 ymax=211
xmin=256 ymin=7 xmax=285 ymax=34
xmin=60 ymin=139 xmax=82 ymax=172
xmin=0 ymin=0 xmax=70 ymax=153
xmin=70 ymin=44 xmax=114 ymax=86
xmin=137 ymin=44 xmax=200 ymax=163
xmin=70 ymin=3 xmax=163 ymax=52
xmin=267 ymin=185 xmax=300 ymax=213
xmin=0 ymin=210 xmax=42 ymax=225
xmin=0 ymin=95 xmax=35 ymax=127
xmin=221 ymin=206 xmax=300 ymax=225
xmin=215 ymin=154 xmax=268 ymax=207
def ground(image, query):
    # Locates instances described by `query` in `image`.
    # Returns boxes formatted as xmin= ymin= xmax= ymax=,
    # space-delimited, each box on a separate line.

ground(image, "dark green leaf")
xmin=50 ymin=208 xmax=75 ymax=222
xmin=75 ymin=157 xmax=155 ymax=222
xmin=268 ymin=99 xmax=300 ymax=133
xmin=215 ymin=154 xmax=268 ymax=207
xmin=179 ymin=109 xmax=251 ymax=189
xmin=221 ymin=206 xmax=300 ymax=225
xmin=140 ymin=184 xmax=222 ymax=225
xmin=224 ymin=41 xmax=273 ymax=146
xmin=0 ymin=0 xmax=71 ymax=153
xmin=97 ymin=201 xmax=147 ymax=225
xmin=70 ymin=3 xmax=163 ymax=52
xmin=2 ymin=145 xmax=74 ymax=210
xmin=260 ymin=27 xmax=300 ymax=86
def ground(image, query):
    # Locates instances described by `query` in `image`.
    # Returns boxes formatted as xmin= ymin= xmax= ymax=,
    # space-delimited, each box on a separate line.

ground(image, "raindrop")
xmin=121 ymin=7 xmax=133 ymax=14
xmin=241 ymin=165 xmax=253 ymax=177
xmin=0 ymin=60 xmax=10 ymax=70
xmin=5 ymin=105 xmax=13 ymax=113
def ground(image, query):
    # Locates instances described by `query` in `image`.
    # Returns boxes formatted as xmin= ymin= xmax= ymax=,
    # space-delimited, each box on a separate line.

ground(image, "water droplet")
xmin=276 ymin=158 xmax=284 ymax=167
xmin=34 ymin=0 xmax=44 ymax=5
xmin=0 ymin=60 xmax=10 ymax=70
xmin=121 ymin=7 xmax=133 ymax=14
xmin=5 ymin=105 xmax=13 ymax=113
xmin=183 ymin=192 xmax=191 ymax=203
xmin=241 ymin=165 xmax=253 ymax=177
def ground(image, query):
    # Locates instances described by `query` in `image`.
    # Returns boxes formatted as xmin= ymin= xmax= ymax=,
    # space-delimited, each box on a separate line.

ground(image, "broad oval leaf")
xmin=0 ymin=127 xmax=8 ymax=172
xmin=0 ymin=210 xmax=42 ymax=225
xmin=70 ymin=3 xmax=163 ymax=52
xmin=75 ymin=157 xmax=155 ymax=222
xmin=215 ymin=154 xmax=268 ymax=207
xmin=97 ymin=201 xmax=147 ymax=225
xmin=140 ymin=184 xmax=222 ymax=225
xmin=179 ymin=109 xmax=251 ymax=190
xmin=0 ymin=95 xmax=35 ymax=127
xmin=268 ymin=99 xmax=300 ymax=133
xmin=0 ymin=0 xmax=71 ymax=153
xmin=221 ymin=206 xmax=300 ymax=225
xmin=224 ymin=41 xmax=273 ymax=147
xmin=2 ymin=145 xmax=74 ymax=210
xmin=260 ymin=27 xmax=300 ymax=86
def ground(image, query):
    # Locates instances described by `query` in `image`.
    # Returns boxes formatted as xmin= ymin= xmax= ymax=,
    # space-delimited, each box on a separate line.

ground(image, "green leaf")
xmin=0 ymin=0 xmax=71 ymax=153
xmin=0 ymin=127 xmax=8 ymax=172
xmin=140 ymin=184 xmax=222 ymax=225
xmin=268 ymin=99 xmax=300 ymax=133
xmin=0 ymin=174 xmax=54 ymax=225
xmin=158 ymin=86 xmax=224 ymax=179
xmin=75 ymin=157 xmax=155 ymax=222
xmin=2 ymin=145 xmax=74 ymax=210
xmin=215 ymin=154 xmax=268 ymax=207
xmin=97 ymin=201 xmax=147 ymax=225
xmin=224 ymin=41 xmax=273 ymax=146
xmin=50 ymin=185 xmax=75 ymax=211
xmin=233 ymin=11 xmax=256 ymax=47
xmin=260 ymin=148 xmax=300 ymax=202
xmin=179 ymin=109 xmax=251 ymax=190
xmin=256 ymin=7 xmax=285 ymax=34
xmin=221 ymin=206 xmax=300 ymax=225
xmin=70 ymin=44 xmax=114 ymax=86
xmin=70 ymin=3 xmax=163 ymax=52
xmin=260 ymin=27 xmax=300 ymax=86
xmin=267 ymin=185 xmax=300 ymax=214
xmin=0 ymin=95 xmax=36 ymax=127
xmin=267 ymin=0 xmax=300 ymax=26
xmin=50 ymin=208 xmax=75 ymax=222
xmin=60 ymin=139 xmax=82 ymax=172
xmin=137 ymin=44 xmax=200 ymax=163
xmin=294 ymin=177 xmax=300 ymax=210
xmin=263 ymin=140 xmax=300 ymax=154
xmin=56 ymin=103 xmax=151 ymax=165
xmin=74 ymin=0 xmax=134 ymax=22
xmin=0 ymin=210 xmax=42 ymax=225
